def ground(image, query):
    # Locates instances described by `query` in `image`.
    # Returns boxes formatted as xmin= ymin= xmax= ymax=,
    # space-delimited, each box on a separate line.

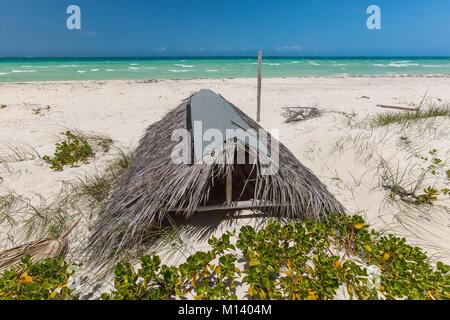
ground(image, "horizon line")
xmin=1 ymin=55 xmax=450 ymax=59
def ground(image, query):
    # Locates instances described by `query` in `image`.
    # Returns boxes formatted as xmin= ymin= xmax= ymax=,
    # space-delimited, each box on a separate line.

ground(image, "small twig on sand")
xmin=418 ymin=91 xmax=428 ymax=110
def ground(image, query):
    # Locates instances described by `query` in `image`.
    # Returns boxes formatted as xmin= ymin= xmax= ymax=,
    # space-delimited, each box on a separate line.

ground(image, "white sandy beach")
xmin=1 ymin=77 xmax=449 ymax=288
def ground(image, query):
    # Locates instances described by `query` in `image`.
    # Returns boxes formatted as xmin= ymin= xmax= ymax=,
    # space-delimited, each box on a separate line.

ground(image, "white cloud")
xmin=276 ymin=45 xmax=303 ymax=51
xmin=186 ymin=48 xmax=207 ymax=52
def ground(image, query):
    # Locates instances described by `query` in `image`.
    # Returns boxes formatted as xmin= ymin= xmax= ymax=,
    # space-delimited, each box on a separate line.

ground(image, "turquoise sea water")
xmin=1 ymin=57 xmax=450 ymax=82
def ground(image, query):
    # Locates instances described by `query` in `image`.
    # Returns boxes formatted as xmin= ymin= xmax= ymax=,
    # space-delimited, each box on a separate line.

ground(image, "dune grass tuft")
xmin=370 ymin=105 xmax=450 ymax=128
xmin=72 ymin=170 xmax=115 ymax=207
xmin=0 ymin=143 xmax=40 ymax=163
xmin=70 ymin=147 xmax=134 ymax=208
xmin=0 ymin=192 xmax=22 ymax=226
xmin=112 ymin=147 xmax=134 ymax=171
xmin=21 ymin=193 xmax=76 ymax=241
xmin=379 ymin=148 xmax=449 ymax=207
xmin=0 ymin=147 xmax=134 ymax=255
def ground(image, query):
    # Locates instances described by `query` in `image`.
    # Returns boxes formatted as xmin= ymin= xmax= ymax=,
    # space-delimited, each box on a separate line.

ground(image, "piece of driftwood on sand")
xmin=282 ymin=106 xmax=321 ymax=123
xmin=376 ymin=104 xmax=420 ymax=112
xmin=376 ymin=91 xmax=428 ymax=112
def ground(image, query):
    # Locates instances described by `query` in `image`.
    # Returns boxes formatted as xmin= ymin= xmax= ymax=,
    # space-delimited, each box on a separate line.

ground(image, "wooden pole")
xmin=226 ymin=169 xmax=233 ymax=206
xmin=257 ymin=49 xmax=262 ymax=122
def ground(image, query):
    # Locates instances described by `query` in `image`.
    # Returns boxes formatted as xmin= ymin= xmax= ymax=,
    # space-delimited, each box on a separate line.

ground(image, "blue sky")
xmin=0 ymin=0 xmax=449 ymax=57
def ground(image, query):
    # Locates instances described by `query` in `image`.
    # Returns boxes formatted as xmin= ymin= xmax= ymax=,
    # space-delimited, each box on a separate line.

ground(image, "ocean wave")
xmin=90 ymin=69 xmax=99 ymax=72
xmin=77 ymin=70 xmax=87 ymax=73
xmin=206 ymin=69 xmax=218 ymax=72
xmin=12 ymin=69 xmax=36 ymax=73
xmin=174 ymin=64 xmax=194 ymax=68
xmin=56 ymin=64 xmax=81 ymax=68
xmin=19 ymin=65 xmax=49 ymax=69
xmin=0 ymin=72 xmax=10 ymax=75
xmin=372 ymin=60 xmax=413 ymax=66
xmin=390 ymin=62 xmax=419 ymax=67
xmin=421 ymin=64 xmax=450 ymax=68
xmin=130 ymin=63 xmax=139 ymax=66
xmin=128 ymin=67 xmax=140 ymax=70
xmin=253 ymin=62 xmax=282 ymax=66
xmin=168 ymin=69 xmax=192 ymax=73
xmin=374 ymin=62 xmax=420 ymax=68
xmin=106 ymin=69 xmax=115 ymax=72
xmin=308 ymin=61 xmax=320 ymax=66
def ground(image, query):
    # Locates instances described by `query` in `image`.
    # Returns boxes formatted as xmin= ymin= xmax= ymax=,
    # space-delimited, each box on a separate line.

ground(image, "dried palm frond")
xmin=0 ymin=216 xmax=81 ymax=272
xmin=0 ymin=239 xmax=67 ymax=272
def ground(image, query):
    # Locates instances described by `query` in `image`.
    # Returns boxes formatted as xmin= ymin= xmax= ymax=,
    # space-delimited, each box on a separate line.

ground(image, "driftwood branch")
xmin=376 ymin=104 xmax=419 ymax=112
xmin=377 ymin=91 xmax=428 ymax=112
xmin=282 ymin=106 xmax=321 ymax=123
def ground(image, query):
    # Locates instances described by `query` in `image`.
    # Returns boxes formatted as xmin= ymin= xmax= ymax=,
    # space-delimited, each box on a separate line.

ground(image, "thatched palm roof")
xmin=87 ymin=89 xmax=345 ymax=260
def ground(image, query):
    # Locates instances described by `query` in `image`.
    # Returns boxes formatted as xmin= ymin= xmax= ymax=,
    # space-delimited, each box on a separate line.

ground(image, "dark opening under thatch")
xmin=87 ymin=89 xmax=345 ymax=261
